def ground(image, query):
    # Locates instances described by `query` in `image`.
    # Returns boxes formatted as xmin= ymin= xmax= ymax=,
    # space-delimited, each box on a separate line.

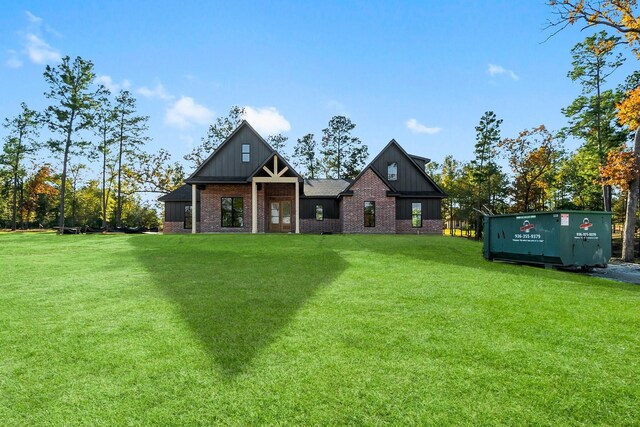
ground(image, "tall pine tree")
xmin=43 ymin=56 xmax=105 ymax=233
xmin=113 ymin=90 xmax=149 ymax=228
xmin=320 ymin=116 xmax=368 ymax=179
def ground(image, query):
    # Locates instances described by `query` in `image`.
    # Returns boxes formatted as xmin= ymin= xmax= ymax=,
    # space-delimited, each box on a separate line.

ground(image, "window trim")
xmin=221 ymin=197 xmax=244 ymax=228
xmin=387 ymin=162 xmax=398 ymax=181
xmin=364 ymin=201 xmax=375 ymax=227
xmin=241 ymin=144 xmax=250 ymax=163
xmin=411 ymin=202 xmax=422 ymax=228
xmin=315 ymin=204 xmax=324 ymax=221
xmin=184 ymin=205 xmax=192 ymax=229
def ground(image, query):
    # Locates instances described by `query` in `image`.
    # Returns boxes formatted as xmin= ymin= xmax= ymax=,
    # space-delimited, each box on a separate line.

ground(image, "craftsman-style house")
xmin=159 ymin=121 xmax=446 ymax=234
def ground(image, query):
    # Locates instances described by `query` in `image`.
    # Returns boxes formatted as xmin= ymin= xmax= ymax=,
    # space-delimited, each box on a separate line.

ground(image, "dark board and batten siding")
xmin=396 ymin=198 xmax=441 ymax=220
xmin=165 ymin=201 xmax=200 ymax=222
xmin=370 ymin=143 xmax=437 ymax=193
xmin=300 ymin=198 xmax=340 ymax=219
xmin=196 ymin=125 xmax=273 ymax=178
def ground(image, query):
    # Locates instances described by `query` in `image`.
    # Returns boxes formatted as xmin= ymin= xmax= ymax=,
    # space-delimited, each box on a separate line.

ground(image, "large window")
xmin=221 ymin=197 xmax=244 ymax=227
xmin=364 ymin=201 xmax=375 ymax=227
xmin=184 ymin=205 xmax=192 ymax=229
xmin=412 ymin=202 xmax=422 ymax=228
xmin=387 ymin=162 xmax=397 ymax=181
xmin=242 ymin=144 xmax=250 ymax=162
xmin=315 ymin=204 xmax=324 ymax=221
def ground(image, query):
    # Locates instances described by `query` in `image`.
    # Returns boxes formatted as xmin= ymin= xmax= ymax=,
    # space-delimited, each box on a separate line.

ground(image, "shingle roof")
xmin=157 ymin=184 xmax=200 ymax=202
xmin=303 ymin=179 xmax=351 ymax=197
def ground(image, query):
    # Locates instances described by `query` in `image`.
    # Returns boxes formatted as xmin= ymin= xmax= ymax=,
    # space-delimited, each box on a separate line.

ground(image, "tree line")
xmin=0 ymin=56 xmax=184 ymax=231
xmin=433 ymin=1 xmax=639 ymax=261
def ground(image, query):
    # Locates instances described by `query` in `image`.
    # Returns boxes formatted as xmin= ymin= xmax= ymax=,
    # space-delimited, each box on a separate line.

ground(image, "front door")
xmin=269 ymin=199 xmax=292 ymax=232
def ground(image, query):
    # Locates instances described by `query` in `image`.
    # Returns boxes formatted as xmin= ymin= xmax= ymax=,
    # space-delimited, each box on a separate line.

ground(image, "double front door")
xmin=269 ymin=199 xmax=292 ymax=232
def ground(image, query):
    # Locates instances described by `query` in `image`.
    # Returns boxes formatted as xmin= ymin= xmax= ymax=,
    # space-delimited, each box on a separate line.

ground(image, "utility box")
xmin=483 ymin=211 xmax=612 ymax=268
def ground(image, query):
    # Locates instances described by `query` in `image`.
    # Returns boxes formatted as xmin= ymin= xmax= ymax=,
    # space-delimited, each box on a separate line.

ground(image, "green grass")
xmin=0 ymin=233 xmax=638 ymax=426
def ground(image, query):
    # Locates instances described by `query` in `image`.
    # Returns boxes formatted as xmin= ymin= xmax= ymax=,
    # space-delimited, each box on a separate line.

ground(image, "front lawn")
xmin=0 ymin=233 xmax=638 ymax=425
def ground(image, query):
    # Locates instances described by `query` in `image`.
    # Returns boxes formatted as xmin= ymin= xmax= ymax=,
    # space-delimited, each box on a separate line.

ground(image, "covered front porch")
xmin=252 ymin=154 xmax=301 ymax=234
xmin=188 ymin=153 xmax=302 ymax=234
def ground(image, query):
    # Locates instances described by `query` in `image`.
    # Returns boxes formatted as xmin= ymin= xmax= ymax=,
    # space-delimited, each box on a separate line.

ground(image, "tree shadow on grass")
xmin=128 ymin=235 xmax=347 ymax=379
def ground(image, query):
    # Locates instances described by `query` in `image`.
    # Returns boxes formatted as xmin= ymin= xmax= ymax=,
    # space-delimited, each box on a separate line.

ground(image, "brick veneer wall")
xmin=162 ymin=221 xmax=200 ymax=233
xmin=300 ymin=218 xmax=341 ymax=234
xmin=197 ymin=183 xmax=296 ymax=233
xmin=201 ymin=184 xmax=253 ymax=232
xmin=396 ymin=219 xmax=442 ymax=234
xmin=257 ymin=189 xmax=265 ymax=233
xmin=342 ymin=168 xmax=396 ymax=234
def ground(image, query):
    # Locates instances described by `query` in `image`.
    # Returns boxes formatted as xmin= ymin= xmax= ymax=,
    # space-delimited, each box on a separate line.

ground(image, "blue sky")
xmin=0 ymin=1 xmax=637 ymax=172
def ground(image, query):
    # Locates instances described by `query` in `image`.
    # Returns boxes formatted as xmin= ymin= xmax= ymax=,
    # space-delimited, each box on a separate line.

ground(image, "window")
xmin=364 ymin=201 xmax=375 ymax=227
xmin=242 ymin=144 xmax=250 ymax=162
xmin=412 ymin=202 xmax=422 ymax=228
xmin=184 ymin=205 xmax=192 ymax=229
xmin=387 ymin=162 xmax=397 ymax=181
xmin=316 ymin=204 xmax=324 ymax=221
xmin=221 ymin=197 xmax=244 ymax=227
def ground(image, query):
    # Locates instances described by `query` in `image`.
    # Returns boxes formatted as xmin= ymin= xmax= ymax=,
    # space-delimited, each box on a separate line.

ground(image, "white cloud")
xmin=6 ymin=12 xmax=61 ymax=67
xmin=6 ymin=50 xmax=23 ymax=68
xmin=96 ymin=75 xmax=131 ymax=92
xmin=488 ymin=63 xmax=519 ymax=81
xmin=24 ymin=33 xmax=61 ymax=64
xmin=165 ymin=96 xmax=214 ymax=129
xmin=25 ymin=11 xmax=42 ymax=24
xmin=137 ymin=83 xmax=173 ymax=100
xmin=405 ymin=118 xmax=441 ymax=135
xmin=243 ymin=106 xmax=291 ymax=135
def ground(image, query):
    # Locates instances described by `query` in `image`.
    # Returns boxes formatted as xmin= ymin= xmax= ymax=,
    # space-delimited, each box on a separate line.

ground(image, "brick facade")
xmin=201 ymin=184 xmax=253 ymax=232
xmin=192 ymin=182 xmax=297 ymax=233
xmin=300 ymin=218 xmax=342 ymax=234
xmin=162 ymin=221 xmax=200 ymax=233
xmin=342 ymin=168 xmax=396 ymax=234
xmin=396 ymin=219 xmax=442 ymax=234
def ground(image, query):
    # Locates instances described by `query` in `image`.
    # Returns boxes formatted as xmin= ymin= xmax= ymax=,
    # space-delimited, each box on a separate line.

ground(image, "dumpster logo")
xmin=520 ymin=220 xmax=535 ymax=233
xmin=579 ymin=218 xmax=593 ymax=231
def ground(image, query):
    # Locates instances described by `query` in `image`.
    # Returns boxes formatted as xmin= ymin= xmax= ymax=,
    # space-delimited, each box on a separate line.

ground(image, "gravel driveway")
xmin=587 ymin=260 xmax=640 ymax=285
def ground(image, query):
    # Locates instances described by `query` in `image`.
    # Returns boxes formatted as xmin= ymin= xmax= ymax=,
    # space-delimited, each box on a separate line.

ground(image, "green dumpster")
xmin=483 ymin=210 xmax=612 ymax=268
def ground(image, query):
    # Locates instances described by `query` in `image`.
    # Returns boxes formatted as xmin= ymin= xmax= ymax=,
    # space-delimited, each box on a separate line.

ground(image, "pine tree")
xmin=113 ymin=90 xmax=149 ymax=228
xmin=320 ymin=116 xmax=368 ymax=179
xmin=293 ymin=134 xmax=320 ymax=178
xmin=43 ymin=56 xmax=105 ymax=233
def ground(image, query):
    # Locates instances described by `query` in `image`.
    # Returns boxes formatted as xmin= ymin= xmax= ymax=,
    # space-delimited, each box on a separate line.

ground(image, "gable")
xmin=370 ymin=141 xmax=443 ymax=195
xmin=188 ymin=121 xmax=274 ymax=181
xmin=158 ymin=184 xmax=200 ymax=202
xmin=349 ymin=167 xmax=392 ymax=192
xmin=252 ymin=152 xmax=303 ymax=180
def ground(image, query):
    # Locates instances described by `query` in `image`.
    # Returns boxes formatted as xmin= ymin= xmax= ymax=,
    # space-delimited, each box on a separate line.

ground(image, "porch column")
xmin=252 ymin=179 xmax=258 ymax=233
xmin=191 ymin=184 xmax=197 ymax=234
xmin=295 ymin=180 xmax=300 ymax=234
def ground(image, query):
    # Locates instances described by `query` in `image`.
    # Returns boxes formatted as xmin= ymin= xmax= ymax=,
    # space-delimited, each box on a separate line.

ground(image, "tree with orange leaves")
xmin=613 ymin=79 xmax=640 ymax=260
xmin=500 ymin=125 xmax=563 ymax=212
xmin=22 ymin=164 xmax=59 ymax=228
xmin=548 ymin=1 xmax=640 ymax=58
